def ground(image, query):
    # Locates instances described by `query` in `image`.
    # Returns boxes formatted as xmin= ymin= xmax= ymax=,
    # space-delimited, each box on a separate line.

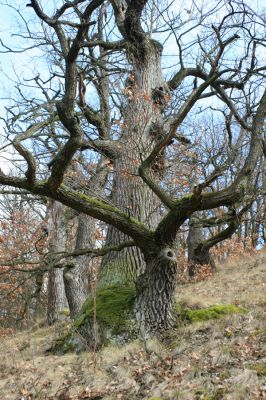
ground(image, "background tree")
xmin=0 ymin=195 xmax=47 ymax=329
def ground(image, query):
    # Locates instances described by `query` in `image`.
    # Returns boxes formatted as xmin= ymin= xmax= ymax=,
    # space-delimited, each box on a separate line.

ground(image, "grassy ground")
xmin=0 ymin=251 xmax=265 ymax=400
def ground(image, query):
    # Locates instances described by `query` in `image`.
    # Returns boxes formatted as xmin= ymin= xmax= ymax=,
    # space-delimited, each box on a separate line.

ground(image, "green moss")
xmin=177 ymin=193 xmax=193 ymax=202
xmin=59 ymin=308 xmax=70 ymax=317
xmin=220 ymin=370 xmax=231 ymax=380
xmin=49 ymin=333 xmax=75 ymax=354
xmin=75 ymin=284 xmax=136 ymax=335
xmin=247 ymin=362 xmax=266 ymax=376
xmin=176 ymin=304 xmax=247 ymax=323
xmin=60 ymin=184 xmax=119 ymax=212
xmin=37 ymin=179 xmax=48 ymax=187
xmin=252 ymin=327 xmax=266 ymax=336
xmin=50 ymin=285 xmax=136 ymax=354
xmin=195 ymin=388 xmax=225 ymax=400
xmin=60 ymin=185 xmax=152 ymax=231
xmin=147 ymin=398 xmax=164 ymax=400
xmin=174 ymin=303 xmax=182 ymax=314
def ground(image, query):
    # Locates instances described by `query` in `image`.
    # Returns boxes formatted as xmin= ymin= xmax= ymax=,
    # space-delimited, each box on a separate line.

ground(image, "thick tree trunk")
xmin=135 ymin=248 xmax=178 ymax=336
xmin=100 ymin=40 xmax=166 ymax=284
xmin=59 ymin=41 xmax=173 ymax=352
xmin=55 ymin=245 xmax=179 ymax=353
xmin=47 ymin=201 xmax=68 ymax=325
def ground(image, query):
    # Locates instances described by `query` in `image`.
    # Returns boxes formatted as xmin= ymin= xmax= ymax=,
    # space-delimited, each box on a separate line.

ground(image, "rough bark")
xmin=187 ymin=213 xmax=212 ymax=277
xmin=192 ymin=207 xmax=250 ymax=269
xmin=62 ymin=155 xmax=110 ymax=317
xmin=63 ymin=213 xmax=94 ymax=318
xmin=187 ymin=167 xmax=212 ymax=275
xmin=262 ymin=158 xmax=266 ymax=244
xmin=47 ymin=200 xmax=68 ymax=325
xmin=135 ymin=248 xmax=178 ymax=336
xmin=100 ymin=39 xmax=166 ymax=284
xmin=32 ymin=271 xmax=45 ymax=319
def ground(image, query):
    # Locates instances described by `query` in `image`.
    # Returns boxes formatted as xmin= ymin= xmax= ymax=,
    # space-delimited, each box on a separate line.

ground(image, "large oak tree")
xmin=0 ymin=0 xmax=265 ymax=339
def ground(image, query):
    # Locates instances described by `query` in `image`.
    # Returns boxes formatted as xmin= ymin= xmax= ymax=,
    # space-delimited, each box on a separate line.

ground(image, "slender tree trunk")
xmin=47 ymin=201 xmax=68 ymax=325
xmin=187 ymin=167 xmax=212 ymax=275
xmin=262 ymin=158 xmax=266 ymax=244
xmin=244 ymin=212 xmax=250 ymax=250
xmin=32 ymin=271 xmax=45 ymax=319
xmin=191 ymin=241 xmax=213 ymax=267
xmin=187 ymin=213 xmax=211 ymax=276
xmin=250 ymin=205 xmax=258 ymax=248
xmin=63 ymin=213 xmax=94 ymax=318
xmin=63 ymin=157 xmax=109 ymax=318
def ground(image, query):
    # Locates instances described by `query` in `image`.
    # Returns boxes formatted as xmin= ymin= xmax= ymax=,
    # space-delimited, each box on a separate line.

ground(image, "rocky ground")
xmin=0 ymin=251 xmax=265 ymax=400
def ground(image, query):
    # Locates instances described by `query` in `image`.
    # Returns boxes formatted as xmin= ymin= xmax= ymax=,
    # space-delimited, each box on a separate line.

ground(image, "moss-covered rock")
xmin=176 ymin=304 xmax=247 ymax=323
xmin=52 ymin=284 xmax=136 ymax=354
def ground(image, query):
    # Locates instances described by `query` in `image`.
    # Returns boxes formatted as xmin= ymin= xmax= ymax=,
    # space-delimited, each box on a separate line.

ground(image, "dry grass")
xmin=176 ymin=250 xmax=266 ymax=309
xmin=0 ymin=251 xmax=265 ymax=400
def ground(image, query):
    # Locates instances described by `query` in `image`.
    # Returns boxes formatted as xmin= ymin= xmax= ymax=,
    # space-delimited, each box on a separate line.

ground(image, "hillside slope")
xmin=0 ymin=252 xmax=265 ymax=400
